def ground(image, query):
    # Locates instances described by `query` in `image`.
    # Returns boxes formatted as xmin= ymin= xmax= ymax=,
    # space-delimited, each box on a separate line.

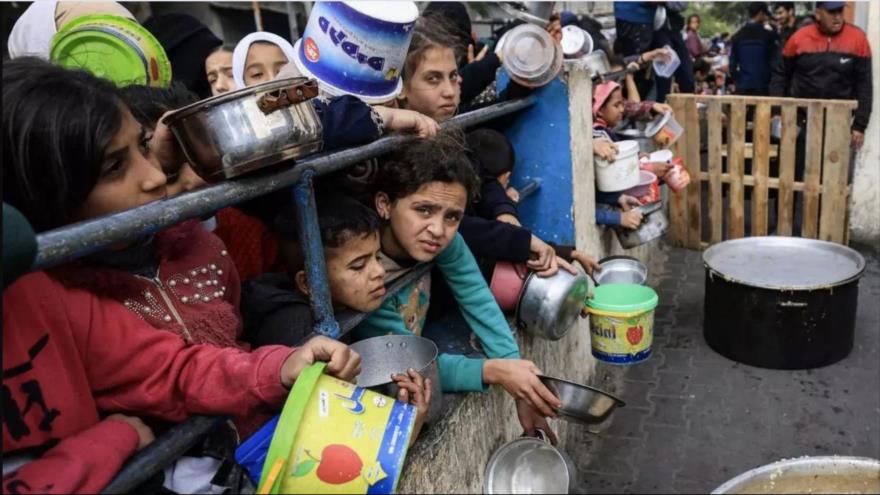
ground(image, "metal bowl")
xmin=162 ymin=77 xmax=322 ymax=182
xmin=349 ymin=335 xmax=442 ymax=423
xmin=516 ymin=266 xmax=591 ymax=341
xmin=712 ymin=456 xmax=880 ymax=494
xmin=484 ymin=432 xmax=576 ymax=494
xmin=538 ymin=375 xmax=625 ymax=425
xmin=595 ymin=256 xmax=648 ymax=285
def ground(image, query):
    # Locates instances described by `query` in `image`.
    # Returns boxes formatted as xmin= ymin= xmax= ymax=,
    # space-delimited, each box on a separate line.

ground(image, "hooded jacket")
xmin=240 ymin=272 xmax=321 ymax=348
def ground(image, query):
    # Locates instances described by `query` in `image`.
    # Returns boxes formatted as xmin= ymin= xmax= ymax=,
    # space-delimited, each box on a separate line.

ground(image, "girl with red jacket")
xmin=1 ymin=58 xmax=361 ymax=494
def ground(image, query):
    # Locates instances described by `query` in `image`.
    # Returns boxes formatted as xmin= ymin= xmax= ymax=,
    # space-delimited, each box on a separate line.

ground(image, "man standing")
xmin=769 ymin=1 xmax=872 ymax=149
xmin=729 ymin=2 xmax=780 ymax=96
xmin=773 ymin=2 xmax=798 ymax=47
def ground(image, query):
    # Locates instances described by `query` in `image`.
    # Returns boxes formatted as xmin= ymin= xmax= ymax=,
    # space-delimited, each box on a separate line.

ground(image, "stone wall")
xmin=397 ymin=64 xmax=666 ymax=493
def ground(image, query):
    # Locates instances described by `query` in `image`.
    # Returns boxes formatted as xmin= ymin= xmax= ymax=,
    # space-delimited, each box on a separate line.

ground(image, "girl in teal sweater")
xmin=352 ymin=132 xmax=562 ymax=441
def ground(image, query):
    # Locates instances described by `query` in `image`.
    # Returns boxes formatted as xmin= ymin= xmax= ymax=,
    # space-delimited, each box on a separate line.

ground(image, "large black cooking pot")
xmin=703 ymin=237 xmax=865 ymax=369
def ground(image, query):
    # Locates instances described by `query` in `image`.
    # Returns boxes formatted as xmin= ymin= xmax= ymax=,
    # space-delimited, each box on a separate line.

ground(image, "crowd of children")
xmin=3 ymin=2 xmax=685 ymax=493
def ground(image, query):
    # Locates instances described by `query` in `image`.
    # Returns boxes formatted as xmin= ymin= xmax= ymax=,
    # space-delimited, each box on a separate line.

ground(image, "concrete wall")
xmin=397 ymin=64 xmax=665 ymax=493
xmin=849 ymin=0 xmax=880 ymax=245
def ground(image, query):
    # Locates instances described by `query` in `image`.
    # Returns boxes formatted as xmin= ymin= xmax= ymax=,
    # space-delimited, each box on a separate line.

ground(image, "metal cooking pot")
xmin=615 ymin=201 xmax=669 ymax=249
xmin=578 ymin=49 xmax=611 ymax=77
xmin=703 ymin=237 xmax=866 ymax=369
xmin=484 ymin=429 xmax=577 ymax=494
xmin=499 ymin=1 xmax=556 ymax=25
xmin=349 ymin=335 xmax=443 ymax=423
xmin=516 ymin=265 xmax=592 ymax=341
xmin=501 ymin=23 xmax=563 ymax=88
xmin=618 ymin=128 xmax=655 ymax=153
xmin=162 ymin=77 xmax=322 ymax=182
xmin=595 ymin=255 xmax=648 ymax=285
xmin=538 ymin=375 xmax=625 ymax=426
xmin=712 ymin=456 xmax=880 ymax=494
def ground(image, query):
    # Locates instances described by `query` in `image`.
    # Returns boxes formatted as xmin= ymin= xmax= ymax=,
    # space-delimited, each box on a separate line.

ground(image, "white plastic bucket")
xmin=595 ymin=140 xmax=640 ymax=192
xmin=652 ymin=45 xmax=680 ymax=78
xmin=293 ymin=1 xmax=417 ymax=103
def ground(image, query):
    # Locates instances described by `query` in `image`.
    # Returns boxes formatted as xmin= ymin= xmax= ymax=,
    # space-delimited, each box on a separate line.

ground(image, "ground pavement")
xmin=573 ymin=244 xmax=880 ymax=494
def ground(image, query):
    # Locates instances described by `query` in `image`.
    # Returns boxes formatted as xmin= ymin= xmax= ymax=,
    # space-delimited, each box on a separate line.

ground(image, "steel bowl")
xmin=162 ymin=77 xmax=322 ymax=182
xmin=349 ymin=335 xmax=443 ymax=423
xmin=712 ymin=456 xmax=880 ymax=494
xmin=538 ymin=375 xmax=626 ymax=425
xmin=516 ymin=266 xmax=592 ymax=341
xmin=616 ymin=201 xmax=669 ymax=249
xmin=484 ymin=430 xmax=577 ymax=494
xmin=595 ymin=255 xmax=648 ymax=285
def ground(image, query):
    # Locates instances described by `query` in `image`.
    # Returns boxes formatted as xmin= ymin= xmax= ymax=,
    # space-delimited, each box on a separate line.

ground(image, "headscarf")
xmin=8 ymin=1 xmax=136 ymax=59
xmin=232 ymin=32 xmax=297 ymax=89
xmin=592 ymin=80 xmax=621 ymax=117
xmin=143 ymin=13 xmax=223 ymax=99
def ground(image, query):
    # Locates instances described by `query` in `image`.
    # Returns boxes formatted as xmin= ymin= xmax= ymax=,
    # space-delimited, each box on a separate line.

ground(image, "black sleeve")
xmin=311 ymin=95 xmax=382 ymax=151
xmin=459 ymin=51 xmax=503 ymax=106
xmin=852 ymin=53 xmax=872 ymax=133
xmin=458 ymin=215 xmax=532 ymax=262
xmin=475 ymin=178 xmax=519 ymax=220
xmin=769 ymin=41 xmax=794 ymax=97
xmin=243 ymin=304 xmax=315 ymax=348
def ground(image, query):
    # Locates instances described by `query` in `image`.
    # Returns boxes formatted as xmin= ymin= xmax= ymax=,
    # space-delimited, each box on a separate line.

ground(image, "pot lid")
xmin=703 ymin=237 xmax=866 ymax=290
xmin=587 ymin=284 xmax=658 ymax=313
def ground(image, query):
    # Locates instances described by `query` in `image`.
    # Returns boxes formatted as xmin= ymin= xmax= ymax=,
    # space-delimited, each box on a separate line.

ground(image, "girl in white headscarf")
xmin=231 ymin=31 xmax=297 ymax=89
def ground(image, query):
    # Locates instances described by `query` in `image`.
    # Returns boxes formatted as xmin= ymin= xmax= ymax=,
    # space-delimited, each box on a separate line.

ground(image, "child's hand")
xmin=281 ymin=336 xmax=361 ymax=387
xmin=594 ymin=139 xmax=618 ymax=161
xmin=506 ymin=186 xmax=520 ymax=203
xmin=651 ymin=103 xmax=673 ymax=116
xmin=546 ymin=12 xmax=562 ymax=44
xmin=107 ymin=414 xmax=155 ymax=450
xmin=570 ymin=249 xmax=600 ymax=275
xmin=618 ymin=194 xmax=642 ymax=211
xmin=393 ymin=369 xmax=432 ymax=419
xmin=483 ymin=359 xmax=561 ymax=418
xmin=374 ymin=107 xmax=440 ymax=138
xmin=620 ymin=209 xmax=644 ymax=230
xmin=467 ymin=43 xmax=489 ymax=63
xmin=650 ymin=161 xmax=673 ymax=178
xmin=516 ymin=399 xmax=558 ymax=445
xmin=496 ymin=213 xmax=522 ymax=226
xmin=528 ymin=235 xmax=559 ymax=276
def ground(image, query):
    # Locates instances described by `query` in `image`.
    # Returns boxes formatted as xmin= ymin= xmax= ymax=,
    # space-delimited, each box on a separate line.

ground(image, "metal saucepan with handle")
xmin=162 ymin=77 xmax=322 ymax=182
xmin=516 ymin=263 xmax=593 ymax=341
xmin=484 ymin=428 xmax=577 ymax=494
xmin=615 ymin=201 xmax=669 ymax=249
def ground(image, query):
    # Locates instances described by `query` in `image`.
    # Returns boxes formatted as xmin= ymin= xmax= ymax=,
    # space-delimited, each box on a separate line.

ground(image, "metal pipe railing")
xmin=32 ymin=97 xmax=536 ymax=271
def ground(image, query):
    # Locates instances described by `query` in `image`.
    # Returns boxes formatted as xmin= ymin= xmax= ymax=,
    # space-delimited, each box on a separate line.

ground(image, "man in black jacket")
xmin=730 ymin=2 xmax=779 ymax=96
xmin=769 ymin=1 xmax=872 ymax=150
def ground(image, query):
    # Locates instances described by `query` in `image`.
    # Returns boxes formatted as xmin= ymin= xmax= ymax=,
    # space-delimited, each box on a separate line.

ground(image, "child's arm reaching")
xmin=392 ymin=369 xmax=433 ymax=446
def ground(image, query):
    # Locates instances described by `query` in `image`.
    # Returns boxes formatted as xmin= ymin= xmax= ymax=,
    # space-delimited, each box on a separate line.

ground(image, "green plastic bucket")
xmin=587 ymin=284 xmax=659 ymax=365
xmin=50 ymin=15 xmax=171 ymax=87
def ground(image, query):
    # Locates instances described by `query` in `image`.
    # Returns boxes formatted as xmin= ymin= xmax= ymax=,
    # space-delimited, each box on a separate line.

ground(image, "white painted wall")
xmin=849 ymin=0 xmax=880 ymax=245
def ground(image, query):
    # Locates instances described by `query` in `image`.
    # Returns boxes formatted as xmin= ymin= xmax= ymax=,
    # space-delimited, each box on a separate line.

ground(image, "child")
xmin=2 ymin=58 xmax=361 ymax=493
xmin=353 ymin=131 xmax=564 ymax=442
xmin=232 ymin=32 xmax=296 ymax=88
xmin=205 ymin=46 xmax=234 ymax=96
xmin=241 ymin=192 xmax=432 ymax=440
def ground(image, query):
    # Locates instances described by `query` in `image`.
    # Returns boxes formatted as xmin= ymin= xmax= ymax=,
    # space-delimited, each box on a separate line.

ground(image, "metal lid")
xmin=703 ymin=237 xmax=866 ymax=290
xmin=162 ymin=77 xmax=313 ymax=124
xmin=501 ymin=24 xmax=562 ymax=87
xmin=561 ymin=25 xmax=591 ymax=57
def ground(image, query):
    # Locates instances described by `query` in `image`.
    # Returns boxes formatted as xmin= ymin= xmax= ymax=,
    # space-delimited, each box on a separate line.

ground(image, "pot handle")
xmin=257 ymin=79 xmax=320 ymax=114
xmin=778 ymin=300 xmax=808 ymax=308
xmin=521 ymin=427 xmax=551 ymax=444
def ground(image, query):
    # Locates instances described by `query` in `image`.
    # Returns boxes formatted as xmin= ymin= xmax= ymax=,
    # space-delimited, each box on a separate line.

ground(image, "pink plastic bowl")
xmin=622 ymin=170 xmax=657 ymax=198
xmin=490 ymin=261 xmax=529 ymax=311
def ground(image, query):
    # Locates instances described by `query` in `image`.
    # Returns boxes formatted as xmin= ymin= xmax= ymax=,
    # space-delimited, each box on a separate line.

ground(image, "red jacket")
xmin=50 ymin=220 xmax=244 ymax=349
xmin=2 ymin=271 xmax=295 ymax=494
xmin=213 ymin=207 xmax=282 ymax=282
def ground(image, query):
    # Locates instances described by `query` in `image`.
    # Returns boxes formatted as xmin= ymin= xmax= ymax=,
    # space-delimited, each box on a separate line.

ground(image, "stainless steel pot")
xmin=615 ymin=201 xmax=669 ymax=249
xmin=595 ymin=255 xmax=648 ymax=285
xmin=162 ymin=77 xmax=322 ymax=182
xmin=538 ymin=375 xmax=626 ymax=426
xmin=578 ymin=49 xmax=611 ymax=78
xmin=516 ymin=266 xmax=592 ymax=340
xmin=499 ymin=1 xmax=556 ymax=25
xmin=349 ymin=334 xmax=443 ymax=423
xmin=618 ymin=128 xmax=656 ymax=153
xmin=484 ymin=429 xmax=577 ymax=494
xmin=712 ymin=456 xmax=880 ymax=494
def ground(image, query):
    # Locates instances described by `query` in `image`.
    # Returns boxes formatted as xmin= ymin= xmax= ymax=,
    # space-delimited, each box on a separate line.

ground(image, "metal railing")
xmin=88 ymin=97 xmax=535 ymax=493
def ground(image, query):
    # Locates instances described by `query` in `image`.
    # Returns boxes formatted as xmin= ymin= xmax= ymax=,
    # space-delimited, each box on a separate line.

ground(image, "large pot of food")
xmin=162 ymin=77 xmax=322 ymax=182
xmin=703 ymin=237 xmax=866 ymax=369
xmin=349 ymin=335 xmax=443 ymax=423
xmin=712 ymin=456 xmax=880 ymax=494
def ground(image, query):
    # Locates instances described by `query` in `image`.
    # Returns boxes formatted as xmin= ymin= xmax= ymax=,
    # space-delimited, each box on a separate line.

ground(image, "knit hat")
xmin=592 ymin=80 xmax=621 ymax=117
xmin=143 ymin=13 xmax=223 ymax=99
xmin=232 ymin=32 xmax=297 ymax=89
xmin=560 ymin=10 xmax=578 ymax=27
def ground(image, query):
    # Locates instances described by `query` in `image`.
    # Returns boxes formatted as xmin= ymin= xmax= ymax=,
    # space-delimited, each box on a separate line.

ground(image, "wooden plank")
xmin=751 ymin=102 xmax=771 ymax=236
xmin=802 ymin=102 xmax=824 ymax=238
xmin=818 ymin=104 xmax=852 ymax=243
xmin=689 ymin=93 xmax=859 ymax=109
xmin=685 ymin=97 xmax=702 ymax=248
xmin=777 ymin=104 xmax=798 ymax=235
xmin=719 ymin=143 xmax=779 ymax=159
xmin=698 ymin=172 xmax=806 ymax=191
xmin=727 ymin=101 xmax=747 ymax=239
xmin=707 ymin=100 xmax=724 ymax=244
xmin=668 ymin=95 xmax=689 ymax=247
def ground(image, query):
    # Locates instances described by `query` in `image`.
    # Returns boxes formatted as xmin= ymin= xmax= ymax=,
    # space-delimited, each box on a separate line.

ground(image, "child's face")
xmin=376 ymin=181 xmax=467 ymax=262
xmin=597 ymin=88 xmax=624 ymax=127
xmin=401 ymin=47 xmax=461 ymax=122
xmin=244 ymin=42 xmax=288 ymax=87
xmin=206 ymin=48 xmax=234 ymax=95
xmin=75 ymin=109 xmax=167 ymax=222
xmin=326 ymin=231 xmax=387 ymax=312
